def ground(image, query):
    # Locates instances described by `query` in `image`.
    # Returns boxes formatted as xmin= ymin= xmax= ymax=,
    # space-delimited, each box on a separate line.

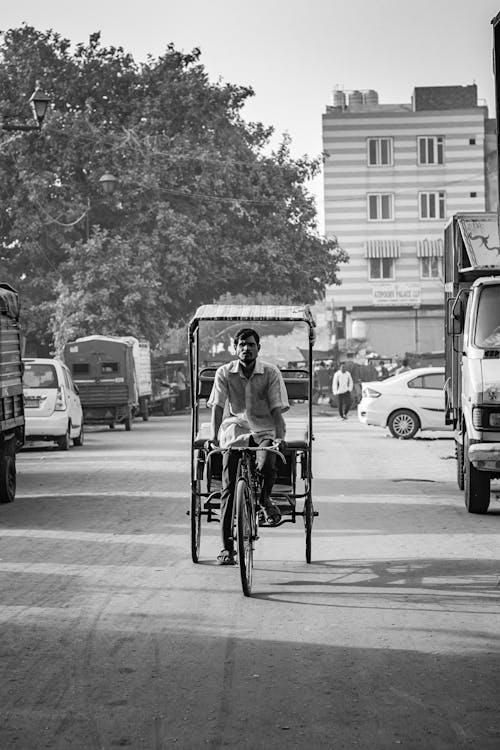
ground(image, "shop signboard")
xmin=372 ymin=284 xmax=421 ymax=307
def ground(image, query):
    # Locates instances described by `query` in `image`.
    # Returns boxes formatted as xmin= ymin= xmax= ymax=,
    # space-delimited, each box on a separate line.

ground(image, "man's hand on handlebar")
xmin=204 ymin=439 xmax=219 ymax=452
xmin=273 ymin=438 xmax=287 ymax=453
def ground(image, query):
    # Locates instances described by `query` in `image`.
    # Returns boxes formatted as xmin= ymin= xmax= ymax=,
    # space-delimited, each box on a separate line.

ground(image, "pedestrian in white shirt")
xmin=332 ymin=362 xmax=353 ymax=420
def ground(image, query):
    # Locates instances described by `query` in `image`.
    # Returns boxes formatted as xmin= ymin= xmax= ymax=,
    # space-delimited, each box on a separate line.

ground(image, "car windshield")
xmin=474 ymin=285 xmax=500 ymax=349
xmin=23 ymin=363 xmax=58 ymax=388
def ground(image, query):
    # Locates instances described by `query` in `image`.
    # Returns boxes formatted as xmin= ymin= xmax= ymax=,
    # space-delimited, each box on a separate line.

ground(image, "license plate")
xmin=24 ymin=397 xmax=41 ymax=408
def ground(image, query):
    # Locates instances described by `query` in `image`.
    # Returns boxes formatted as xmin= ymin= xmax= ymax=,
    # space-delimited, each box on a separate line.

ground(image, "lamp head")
xmin=29 ymin=84 xmax=50 ymax=127
xmin=99 ymin=172 xmax=118 ymax=195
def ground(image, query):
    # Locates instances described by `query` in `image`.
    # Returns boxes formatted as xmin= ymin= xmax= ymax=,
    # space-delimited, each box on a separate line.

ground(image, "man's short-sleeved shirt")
xmin=208 ymin=358 xmax=289 ymax=445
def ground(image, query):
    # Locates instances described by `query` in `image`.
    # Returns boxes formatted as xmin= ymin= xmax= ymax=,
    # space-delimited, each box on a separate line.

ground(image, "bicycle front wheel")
xmin=236 ymin=478 xmax=254 ymax=596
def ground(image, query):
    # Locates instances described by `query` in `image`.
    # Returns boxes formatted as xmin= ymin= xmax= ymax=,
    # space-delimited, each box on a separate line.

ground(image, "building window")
xmin=418 ymin=136 xmax=444 ymax=165
xmin=367 ymin=137 xmax=393 ymax=166
xmin=367 ymin=193 xmax=393 ymax=220
xmin=469 ymin=137 xmax=476 ymax=145
xmin=420 ymin=257 xmax=442 ymax=279
xmin=369 ymin=258 xmax=395 ymax=280
xmin=419 ymin=191 xmax=445 ymax=219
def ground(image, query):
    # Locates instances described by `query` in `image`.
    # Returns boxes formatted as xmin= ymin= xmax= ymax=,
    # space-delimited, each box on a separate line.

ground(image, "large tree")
xmin=0 ymin=25 xmax=347 ymax=354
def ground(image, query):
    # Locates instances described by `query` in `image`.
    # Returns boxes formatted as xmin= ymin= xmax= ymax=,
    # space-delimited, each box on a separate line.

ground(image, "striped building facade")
xmin=321 ymin=85 xmax=496 ymax=359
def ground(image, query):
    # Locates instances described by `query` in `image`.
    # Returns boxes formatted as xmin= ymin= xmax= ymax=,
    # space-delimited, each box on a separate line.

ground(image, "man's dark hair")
xmin=233 ymin=328 xmax=260 ymax=346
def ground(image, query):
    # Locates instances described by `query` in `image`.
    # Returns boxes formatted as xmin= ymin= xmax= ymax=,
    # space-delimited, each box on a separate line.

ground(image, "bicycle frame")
xmin=207 ymin=445 xmax=285 ymax=596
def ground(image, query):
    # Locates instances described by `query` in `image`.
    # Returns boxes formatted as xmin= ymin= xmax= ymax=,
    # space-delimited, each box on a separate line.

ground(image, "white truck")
xmin=444 ymin=212 xmax=500 ymax=513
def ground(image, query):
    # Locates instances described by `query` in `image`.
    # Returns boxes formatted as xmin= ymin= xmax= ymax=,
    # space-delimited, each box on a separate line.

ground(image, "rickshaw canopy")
xmin=189 ymin=304 xmax=316 ymax=343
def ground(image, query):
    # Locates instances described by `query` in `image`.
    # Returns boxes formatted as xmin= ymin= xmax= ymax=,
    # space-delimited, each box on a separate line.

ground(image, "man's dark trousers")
xmin=220 ymin=437 xmax=277 ymax=552
xmin=338 ymin=391 xmax=351 ymax=418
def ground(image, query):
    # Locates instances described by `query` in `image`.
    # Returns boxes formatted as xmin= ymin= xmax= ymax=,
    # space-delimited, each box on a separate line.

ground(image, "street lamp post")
xmin=1 ymin=83 xmax=50 ymax=132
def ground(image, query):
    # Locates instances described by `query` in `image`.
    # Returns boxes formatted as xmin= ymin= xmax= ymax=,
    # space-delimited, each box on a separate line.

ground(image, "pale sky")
xmin=2 ymin=0 xmax=500 ymax=229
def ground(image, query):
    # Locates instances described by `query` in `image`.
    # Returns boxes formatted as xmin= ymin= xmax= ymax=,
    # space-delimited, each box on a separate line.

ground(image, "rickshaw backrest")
xmin=198 ymin=368 xmax=218 ymax=398
xmin=197 ymin=367 xmax=309 ymax=401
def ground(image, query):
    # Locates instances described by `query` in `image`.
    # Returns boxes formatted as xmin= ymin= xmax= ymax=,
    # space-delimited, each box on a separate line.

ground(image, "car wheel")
xmin=388 ymin=409 xmax=420 ymax=439
xmin=58 ymin=426 xmax=71 ymax=451
xmin=73 ymin=424 xmax=84 ymax=447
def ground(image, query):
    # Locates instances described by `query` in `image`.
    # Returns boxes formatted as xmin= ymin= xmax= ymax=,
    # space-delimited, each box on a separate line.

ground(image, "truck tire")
xmin=464 ymin=437 xmax=490 ymax=513
xmin=456 ymin=440 xmax=464 ymax=491
xmin=140 ymin=397 xmax=150 ymax=422
xmin=0 ymin=454 xmax=16 ymax=504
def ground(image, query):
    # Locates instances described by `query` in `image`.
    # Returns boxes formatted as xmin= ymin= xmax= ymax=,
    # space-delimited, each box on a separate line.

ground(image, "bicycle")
xmin=207 ymin=444 xmax=285 ymax=596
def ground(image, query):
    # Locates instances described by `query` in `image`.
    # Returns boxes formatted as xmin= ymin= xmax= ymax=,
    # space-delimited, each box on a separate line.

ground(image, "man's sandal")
xmin=217 ymin=549 xmax=237 ymax=565
xmin=259 ymin=501 xmax=281 ymax=526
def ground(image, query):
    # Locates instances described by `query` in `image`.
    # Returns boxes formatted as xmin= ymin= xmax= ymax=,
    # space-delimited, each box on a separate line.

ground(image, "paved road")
xmin=1 ymin=410 xmax=500 ymax=749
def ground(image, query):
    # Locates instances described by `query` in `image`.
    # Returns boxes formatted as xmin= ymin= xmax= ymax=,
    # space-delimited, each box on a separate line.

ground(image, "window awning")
xmin=417 ymin=238 xmax=444 ymax=257
xmin=364 ymin=240 xmax=400 ymax=258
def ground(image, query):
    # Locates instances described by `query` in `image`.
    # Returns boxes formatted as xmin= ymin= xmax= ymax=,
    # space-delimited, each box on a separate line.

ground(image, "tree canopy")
xmin=0 ymin=25 xmax=347 ymax=354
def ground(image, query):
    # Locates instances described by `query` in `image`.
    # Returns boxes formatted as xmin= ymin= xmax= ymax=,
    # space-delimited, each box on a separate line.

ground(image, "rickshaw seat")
xmin=194 ymin=422 xmax=309 ymax=451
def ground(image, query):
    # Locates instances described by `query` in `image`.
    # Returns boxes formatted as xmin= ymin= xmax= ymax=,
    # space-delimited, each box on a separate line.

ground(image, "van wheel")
xmin=58 ymin=427 xmax=71 ymax=451
xmin=0 ymin=454 xmax=16 ymax=503
xmin=388 ymin=409 xmax=420 ymax=439
xmin=73 ymin=424 xmax=84 ymax=447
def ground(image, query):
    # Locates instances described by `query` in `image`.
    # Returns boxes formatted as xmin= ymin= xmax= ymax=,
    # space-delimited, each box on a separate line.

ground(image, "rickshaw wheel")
xmin=236 ymin=479 xmax=253 ymax=596
xmin=191 ymin=483 xmax=201 ymax=562
xmin=304 ymin=492 xmax=314 ymax=563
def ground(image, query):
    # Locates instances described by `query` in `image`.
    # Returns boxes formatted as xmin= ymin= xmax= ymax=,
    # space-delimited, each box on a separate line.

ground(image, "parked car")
xmin=22 ymin=358 xmax=84 ymax=450
xmin=357 ymin=366 xmax=450 ymax=439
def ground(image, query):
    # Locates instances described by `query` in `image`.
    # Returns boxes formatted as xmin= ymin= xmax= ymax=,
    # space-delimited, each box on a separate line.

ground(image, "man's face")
xmin=236 ymin=335 xmax=259 ymax=364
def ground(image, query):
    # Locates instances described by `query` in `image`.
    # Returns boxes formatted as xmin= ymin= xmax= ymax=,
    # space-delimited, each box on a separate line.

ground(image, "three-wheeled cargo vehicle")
xmin=64 ymin=335 xmax=137 ymax=430
xmin=188 ymin=304 xmax=317 ymax=595
xmin=0 ymin=283 xmax=24 ymax=503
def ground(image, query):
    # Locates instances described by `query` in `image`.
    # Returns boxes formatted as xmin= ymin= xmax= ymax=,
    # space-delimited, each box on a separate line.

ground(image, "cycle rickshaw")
xmin=188 ymin=304 xmax=317 ymax=595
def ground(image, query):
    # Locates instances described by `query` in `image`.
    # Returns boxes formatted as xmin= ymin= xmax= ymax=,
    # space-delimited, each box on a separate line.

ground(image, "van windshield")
xmin=23 ymin=363 xmax=58 ymax=388
xmin=474 ymin=285 xmax=500 ymax=348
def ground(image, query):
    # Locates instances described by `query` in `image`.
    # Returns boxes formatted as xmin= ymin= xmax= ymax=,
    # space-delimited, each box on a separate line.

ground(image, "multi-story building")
xmin=321 ymin=84 xmax=497 ymax=359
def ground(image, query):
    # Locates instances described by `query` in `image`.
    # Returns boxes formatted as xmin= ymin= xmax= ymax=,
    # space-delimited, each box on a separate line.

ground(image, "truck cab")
xmin=444 ymin=212 xmax=500 ymax=512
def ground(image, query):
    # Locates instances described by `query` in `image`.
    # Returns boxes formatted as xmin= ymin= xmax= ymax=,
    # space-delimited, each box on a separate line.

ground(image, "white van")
xmin=23 ymin=358 xmax=84 ymax=449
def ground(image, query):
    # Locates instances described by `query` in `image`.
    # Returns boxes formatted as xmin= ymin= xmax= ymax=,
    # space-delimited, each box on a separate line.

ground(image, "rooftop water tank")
xmin=332 ymin=89 xmax=346 ymax=109
xmin=364 ymin=89 xmax=379 ymax=106
xmin=348 ymin=90 xmax=363 ymax=108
